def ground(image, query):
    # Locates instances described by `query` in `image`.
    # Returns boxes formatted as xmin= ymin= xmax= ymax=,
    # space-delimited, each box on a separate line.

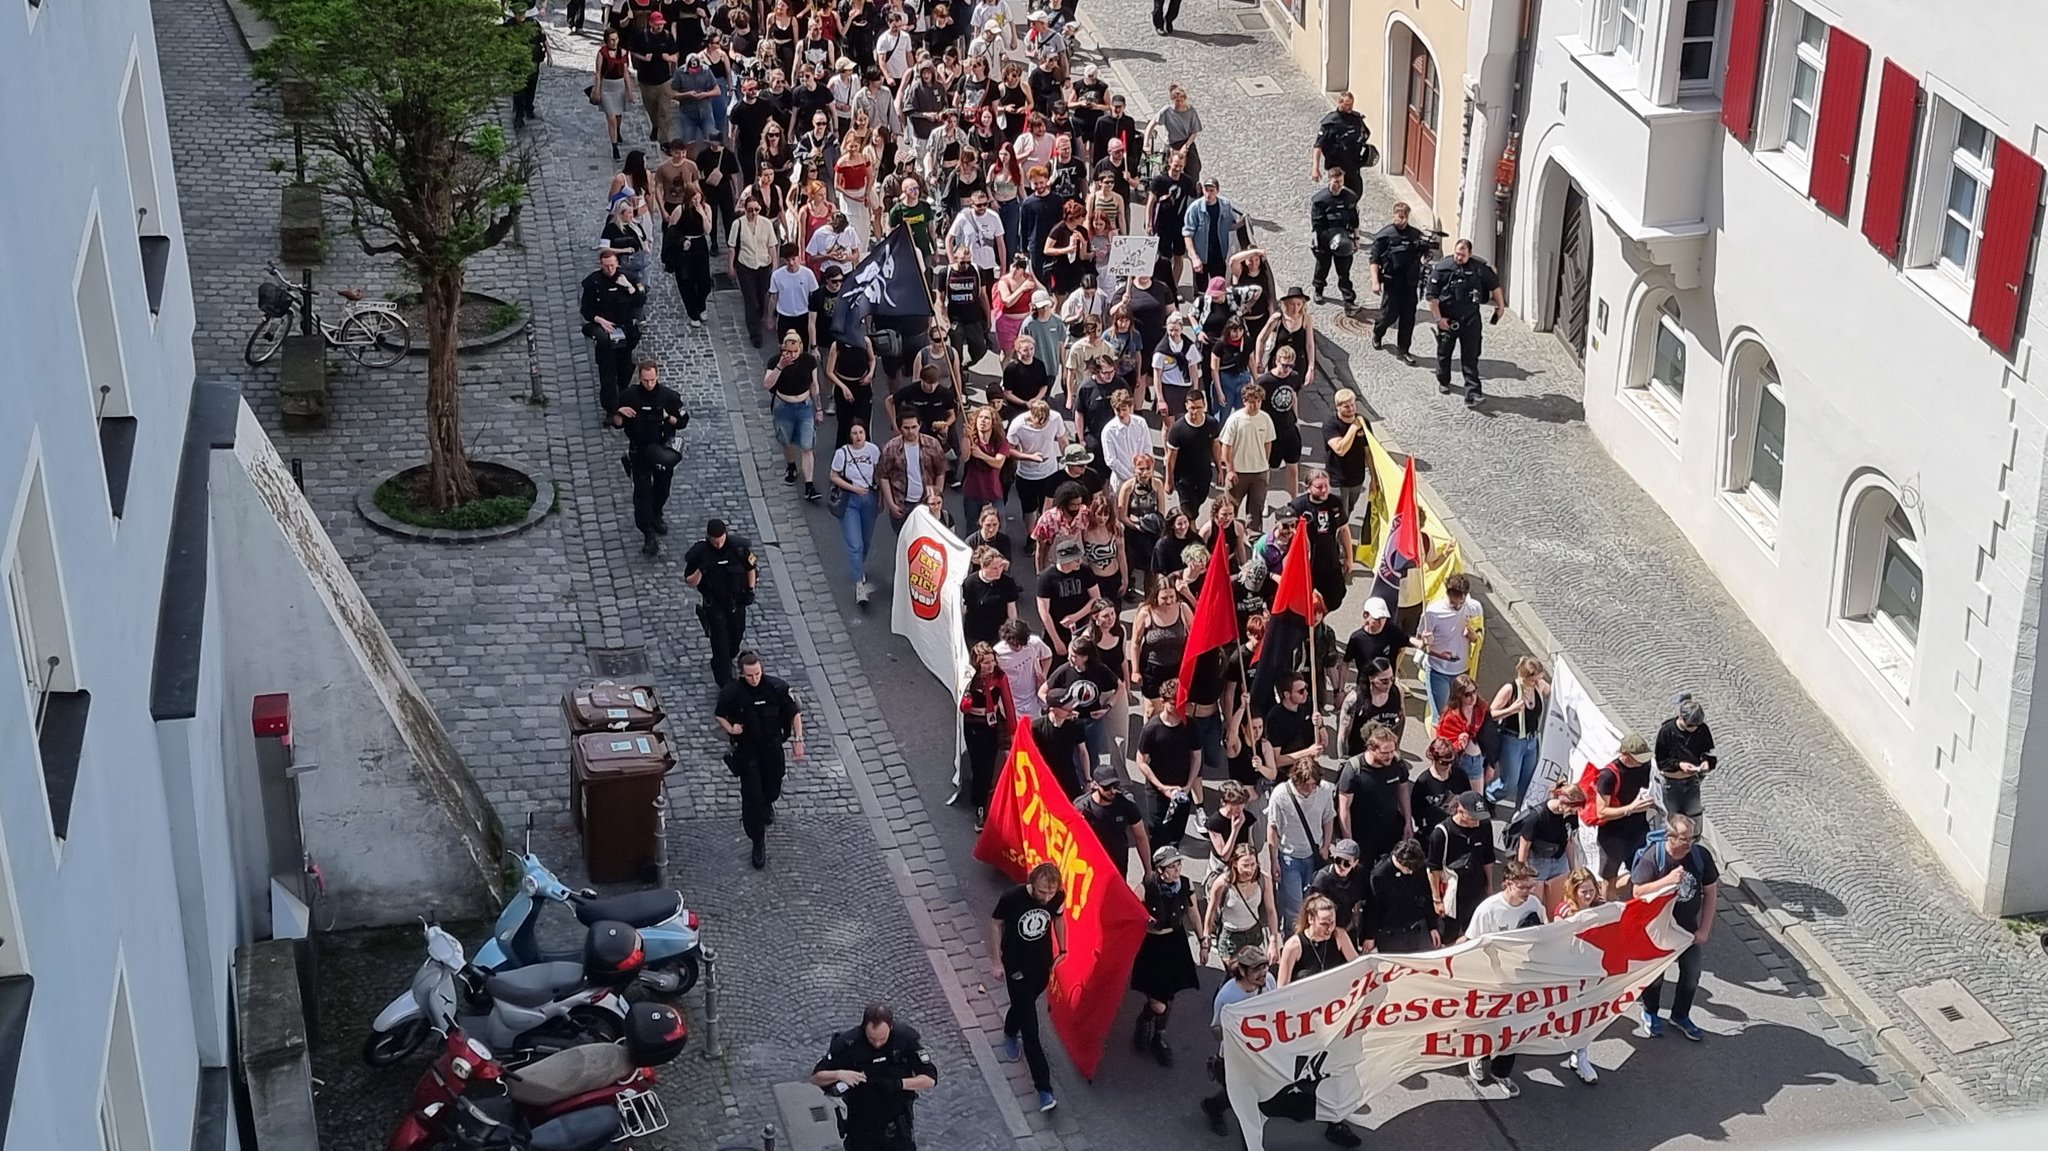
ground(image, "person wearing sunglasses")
xmin=1201 ymin=944 xmax=1276 ymax=1136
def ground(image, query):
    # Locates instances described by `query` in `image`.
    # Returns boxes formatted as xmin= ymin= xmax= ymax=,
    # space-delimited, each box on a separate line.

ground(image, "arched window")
xmin=1723 ymin=341 xmax=1787 ymax=547
xmin=1648 ymin=297 xmax=1687 ymax=402
xmin=1623 ymin=291 xmax=1685 ymax=440
xmin=1839 ymin=482 xmax=1922 ymax=695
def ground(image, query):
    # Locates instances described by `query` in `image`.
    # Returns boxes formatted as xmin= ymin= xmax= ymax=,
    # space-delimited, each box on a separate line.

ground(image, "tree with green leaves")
xmin=255 ymin=0 xmax=538 ymax=509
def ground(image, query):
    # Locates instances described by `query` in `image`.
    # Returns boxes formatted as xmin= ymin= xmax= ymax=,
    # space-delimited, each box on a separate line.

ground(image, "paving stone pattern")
xmin=1074 ymin=0 xmax=2048 ymax=1112
xmin=155 ymin=2 xmax=1042 ymax=1147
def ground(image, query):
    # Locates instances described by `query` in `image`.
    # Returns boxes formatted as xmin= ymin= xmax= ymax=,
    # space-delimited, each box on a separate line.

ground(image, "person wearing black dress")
xmin=1129 ymin=847 xmax=1203 ymax=1066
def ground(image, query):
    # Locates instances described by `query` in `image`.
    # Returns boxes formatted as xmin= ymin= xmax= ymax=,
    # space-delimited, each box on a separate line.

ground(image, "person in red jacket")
xmin=1434 ymin=673 xmax=1490 ymax=792
xmin=960 ymin=642 xmax=1016 ymax=831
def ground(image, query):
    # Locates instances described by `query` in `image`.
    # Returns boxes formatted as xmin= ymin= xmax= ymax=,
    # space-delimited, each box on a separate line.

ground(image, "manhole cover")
xmin=1896 ymin=979 xmax=2011 ymax=1053
xmin=1237 ymin=74 xmax=1284 ymax=97
xmin=771 ymin=1081 xmax=843 ymax=1151
xmin=587 ymin=645 xmax=653 ymax=677
xmin=1331 ymin=312 xmax=1381 ymax=335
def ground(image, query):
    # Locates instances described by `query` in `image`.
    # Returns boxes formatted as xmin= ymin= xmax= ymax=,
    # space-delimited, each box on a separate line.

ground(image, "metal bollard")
xmin=700 ymin=945 xmax=721 ymax=1051
xmin=653 ymin=790 xmax=671 ymax=890
xmin=760 ymin=1123 xmax=777 ymax=1151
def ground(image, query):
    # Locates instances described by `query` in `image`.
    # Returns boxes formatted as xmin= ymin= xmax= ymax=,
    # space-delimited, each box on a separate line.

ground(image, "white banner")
xmin=1106 ymin=234 xmax=1155 ymax=283
xmin=890 ymin=506 xmax=973 ymax=694
xmin=1524 ymin=655 xmax=1622 ymax=815
xmin=1221 ymin=894 xmax=1692 ymax=1148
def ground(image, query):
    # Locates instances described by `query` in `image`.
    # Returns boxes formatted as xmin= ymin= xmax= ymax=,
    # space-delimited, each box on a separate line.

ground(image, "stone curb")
xmin=1075 ymin=8 xmax=1979 ymax=1126
xmin=223 ymin=0 xmax=277 ymax=54
xmin=355 ymin=461 xmax=555 ymax=543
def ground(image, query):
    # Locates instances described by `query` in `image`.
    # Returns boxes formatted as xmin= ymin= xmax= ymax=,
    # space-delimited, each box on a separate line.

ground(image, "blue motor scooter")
xmin=363 ymin=818 xmax=705 ymax=1066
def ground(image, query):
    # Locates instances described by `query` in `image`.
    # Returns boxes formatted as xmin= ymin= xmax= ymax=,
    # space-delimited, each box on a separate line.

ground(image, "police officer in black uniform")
xmin=1425 ymin=239 xmax=1505 ymax=408
xmin=715 ymin=650 xmax=803 ymax=868
xmin=614 ymin=360 xmax=689 ymax=556
xmin=684 ymin=518 xmax=759 ymax=686
xmin=580 ymin=249 xmax=644 ymax=418
xmin=1308 ymin=169 xmax=1361 ymax=308
xmin=1368 ymin=202 xmax=1430 ymax=363
xmin=811 ymin=1004 xmax=939 ymax=1151
xmin=1310 ymin=90 xmax=1372 ymax=194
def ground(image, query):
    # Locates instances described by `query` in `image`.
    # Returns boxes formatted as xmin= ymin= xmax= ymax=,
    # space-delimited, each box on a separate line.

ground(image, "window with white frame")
xmin=100 ymin=975 xmax=153 ymax=1151
xmin=1648 ymin=297 xmax=1687 ymax=402
xmin=1758 ymin=6 xmax=1829 ymax=167
xmin=1624 ymin=293 xmax=1686 ymax=439
xmin=1723 ymin=345 xmax=1787 ymax=547
xmin=1901 ymin=101 xmax=1997 ymax=291
xmin=7 ymin=462 xmax=75 ymax=707
xmin=1839 ymin=484 xmax=1921 ymax=695
xmin=1677 ymin=0 xmax=1725 ymax=92
xmin=1613 ymin=0 xmax=1645 ymax=63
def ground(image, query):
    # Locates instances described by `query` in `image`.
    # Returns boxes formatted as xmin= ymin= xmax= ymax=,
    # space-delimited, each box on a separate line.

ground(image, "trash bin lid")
xmin=564 ymin=678 xmax=665 ymax=732
xmin=572 ymin=731 xmax=675 ymax=778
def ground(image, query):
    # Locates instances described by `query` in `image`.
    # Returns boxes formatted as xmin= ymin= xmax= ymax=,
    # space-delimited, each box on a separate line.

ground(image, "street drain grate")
xmin=1237 ymin=12 xmax=1269 ymax=32
xmin=1237 ymin=74 xmax=1285 ymax=97
xmin=1896 ymin=979 xmax=2011 ymax=1053
xmin=587 ymin=645 xmax=653 ymax=678
xmin=771 ymin=1081 xmax=843 ymax=1151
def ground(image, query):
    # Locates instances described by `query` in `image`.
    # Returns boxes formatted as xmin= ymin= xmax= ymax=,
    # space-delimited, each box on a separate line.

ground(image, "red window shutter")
xmin=1721 ymin=0 xmax=1770 ymax=144
xmin=1860 ymin=60 xmax=1920 ymax=258
xmin=1807 ymin=28 xmax=1869 ymax=216
xmin=1970 ymin=139 xmax=2045 ymax=355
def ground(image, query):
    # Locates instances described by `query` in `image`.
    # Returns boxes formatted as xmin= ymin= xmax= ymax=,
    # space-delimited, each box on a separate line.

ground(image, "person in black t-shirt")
xmin=1336 ymin=722 xmax=1411 ymax=866
xmin=1260 ymin=672 xmax=1320 ymax=782
xmin=1032 ymin=689 xmax=1093 ymax=797
xmin=1146 ymin=151 xmax=1199 ymax=275
xmin=1288 ymin=471 xmax=1354 ymax=612
xmin=1075 ymin=765 xmax=1151 ymax=878
xmin=1135 ymin=684 xmax=1202 ymax=847
xmin=1164 ymin=392 xmax=1223 ymax=515
xmin=1325 ymin=388 xmax=1373 ymax=523
xmin=989 ymin=864 xmax=1066 ymax=1108
xmin=1589 ymin=733 xmax=1657 ymax=896
xmin=1653 ymin=694 xmax=1717 ymax=820
xmin=960 ymin=547 xmax=1020 ymax=649
xmin=1368 ymin=839 xmax=1439 ymax=953
xmin=1035 ymin=539 xmax=1101 ymax=654
xmin=1428 ymin=792 xmax=1497 ymax=942
xmin=630 ymin=14 xmax=679 ymax=143
xmin=941 ymin=249 xmax=993 ymax=367
xmin=1310 ymin=840 xmax=1371 ymax=945
xmin=1409 ymin=736 xmax=1464 ymax=838
xmin=1341 ymin=597 xmax=1413 ymax=699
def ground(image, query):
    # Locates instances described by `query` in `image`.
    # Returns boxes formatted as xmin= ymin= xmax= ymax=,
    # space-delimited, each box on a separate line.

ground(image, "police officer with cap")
xmin=1309 ymin=168 xmax=1361 ymax=308
xmin=684 ymin=518 xmax=759 ymax=686
xmin=811 ymin=1004 xmax=939 ymax=1151
xmin=1309 ymin=91 xmax=1372 ymax=193
xmin=1425 ymin=239 xmax=1505 ymax=407
xmin=1368 ymin=202 xmax=1430 ymax=364
xmin=615 ymin=359 xmax=689 ymax=557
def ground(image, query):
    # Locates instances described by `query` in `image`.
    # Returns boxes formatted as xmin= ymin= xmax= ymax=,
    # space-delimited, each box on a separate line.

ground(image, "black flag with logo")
xmin=833 ymin=225 xmax=933 ymax=346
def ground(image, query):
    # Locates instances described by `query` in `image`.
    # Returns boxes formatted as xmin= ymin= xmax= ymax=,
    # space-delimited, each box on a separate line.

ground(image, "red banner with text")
xmin=973 ymin=721 xmax=1148 ymax=1079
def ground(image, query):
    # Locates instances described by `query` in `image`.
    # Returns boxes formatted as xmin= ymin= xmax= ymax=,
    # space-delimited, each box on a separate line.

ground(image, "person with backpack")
xmin=1630 ymin=814 xmax=1719 ymax=1042
xmin=1582 ymin=732 xmax=1657 ymax=898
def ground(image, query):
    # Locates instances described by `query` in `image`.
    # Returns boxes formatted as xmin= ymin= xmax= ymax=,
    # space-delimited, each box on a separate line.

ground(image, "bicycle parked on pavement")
xmin=244 ymin=262 xmax=411 ymax=368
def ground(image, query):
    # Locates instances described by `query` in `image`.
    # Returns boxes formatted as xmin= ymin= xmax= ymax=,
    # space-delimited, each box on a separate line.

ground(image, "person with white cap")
xmin=1067 ymin=63 xmax=1112 ymax=157
xmin=1129 ymin=844 xmax=1203 ymax=1066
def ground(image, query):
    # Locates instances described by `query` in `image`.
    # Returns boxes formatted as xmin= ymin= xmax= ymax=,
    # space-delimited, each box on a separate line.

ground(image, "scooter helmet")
xmin=624 ymin=1001 xmax=689 ymax=1066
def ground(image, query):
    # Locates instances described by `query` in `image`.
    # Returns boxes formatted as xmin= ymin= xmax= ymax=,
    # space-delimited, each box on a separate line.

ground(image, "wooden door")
xmin=1404 ymin=44 xmax=1439 ymax=206
xmin=1553 ymin=183 xmax=1593 ymax=361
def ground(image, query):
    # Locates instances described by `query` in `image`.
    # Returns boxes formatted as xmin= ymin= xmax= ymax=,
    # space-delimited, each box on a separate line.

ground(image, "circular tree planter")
xmin=358 ymin=459 xmax=554 ymax=543
xmin=391 ymin=290 xmax=529 ymax=354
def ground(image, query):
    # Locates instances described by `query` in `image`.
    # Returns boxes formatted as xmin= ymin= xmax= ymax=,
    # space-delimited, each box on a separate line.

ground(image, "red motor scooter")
xmin=388 ymin=1001 xmax=687 ymax=1151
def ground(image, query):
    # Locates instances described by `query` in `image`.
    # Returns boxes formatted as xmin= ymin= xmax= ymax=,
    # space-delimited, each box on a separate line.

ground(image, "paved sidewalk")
xmin=1076 ymin=0 xmax=2047 ymax=1114
xmin=156 ymin=2 xmax=1051 ymax=1147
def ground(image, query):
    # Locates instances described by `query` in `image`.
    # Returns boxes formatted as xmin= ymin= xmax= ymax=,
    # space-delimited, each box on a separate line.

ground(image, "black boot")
xmin=1132 ymin=1013 xmax=1154 ymax=1053
xmin=750 ymin=839 xmax=766 ymax=870
xmin=1201 ymin=1094 xmax=1227 ymax=1134
xmin=641 ymin=532 xmax=659 ymax=556
xmin=652 ymin=516 xmax=670 ymax=535
xmin=1149 ymin=1006 xmax=1173 ymax=1066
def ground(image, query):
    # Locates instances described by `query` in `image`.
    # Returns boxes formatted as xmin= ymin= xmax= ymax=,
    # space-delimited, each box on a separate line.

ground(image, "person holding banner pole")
xmin=1368 ymin=838 xmax=1440 ymax=954
xmin=1200 ymin=946 xmax=1274 ymax=1137
xmin=1552 ymin=869 xmax=1609 ymax=1085
xmin=1461 ymin=861 xmax=1549 ymax=1099
xmin=990 ymin=862 xmax=1067 ymax=1113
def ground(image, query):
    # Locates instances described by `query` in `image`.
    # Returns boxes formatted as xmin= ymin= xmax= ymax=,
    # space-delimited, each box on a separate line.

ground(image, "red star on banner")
xmin=1576 ymin=892 xmax=1678 ymax=975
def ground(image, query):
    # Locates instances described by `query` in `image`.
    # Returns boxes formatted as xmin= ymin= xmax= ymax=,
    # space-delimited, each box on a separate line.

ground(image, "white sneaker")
xmin=1568 ymin=1050 xmax=1599 ymax=1085
xmin=1466 ymin=1058 xmax=1491 ymax=1084
xmin=854 ymin=580 xmax=872 ymax=604
xmin=1496 ymin=1077 xmax=1520 ymax=1099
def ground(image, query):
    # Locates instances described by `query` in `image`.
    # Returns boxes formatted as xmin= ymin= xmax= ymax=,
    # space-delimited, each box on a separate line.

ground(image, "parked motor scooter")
xmin=387 ymin=1002 xmax=686 ymax=1151
xmin=367 ymin=920 xmax=643 ymax=1069
xmin=414 ymin=1092 xmax=630 ymax=1151
xmin=364 ymin=817 xmax=706 ymax=1066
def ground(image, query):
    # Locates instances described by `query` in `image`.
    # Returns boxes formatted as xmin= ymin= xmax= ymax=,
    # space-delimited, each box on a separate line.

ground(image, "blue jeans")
xmin=1191 ymin=711 xmax=1225 ymax=779
xmin=998 ymin=198 xmax=1023 ymax=266
xmin=1457 ymin=750 xmax=1486 ymax=790
xmin=1275 ymin=851 xmax=1316 ymax=928
xmin=1492 ymin=732 xmax=1541 ymax=805
xmin=1082 ymin=713 xmax=1110 ymax=766
xmin=1219 ymin=367 xmax=1251 ymax=413
xmin=1641 ymin=940 xmax=1702 ymax=1021
xmin=839 ymin=490 xmax=879 ymax=583
xmin=1427 ymin=668 xmax=1457 ymax=726
xmin=773 ymin=398 xmax=817 ymax=450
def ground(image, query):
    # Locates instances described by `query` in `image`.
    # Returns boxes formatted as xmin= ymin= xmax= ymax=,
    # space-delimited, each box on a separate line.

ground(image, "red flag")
xmin=1369 ymin=459 xmax=1423 ymax=604
xmin=1174 ymin=536 xmax=1238 ymax=711
xmin=974 ymin=720 xmax=1149 ymax=1079
xmin=1271 ymin=515 xmax=1315 ymax=620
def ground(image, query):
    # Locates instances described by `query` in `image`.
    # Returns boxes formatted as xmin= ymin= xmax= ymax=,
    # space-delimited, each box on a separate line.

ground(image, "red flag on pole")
xmin=1174 ymin=536 xmax=1238 ymax=711
xmin=1248 ymin=517 xmax=1314 ymax=710
xmin=1271 ymin=515 xmax=1315 ymax=620
xmin=1369 ymin=458 xmax=1424 ymax=605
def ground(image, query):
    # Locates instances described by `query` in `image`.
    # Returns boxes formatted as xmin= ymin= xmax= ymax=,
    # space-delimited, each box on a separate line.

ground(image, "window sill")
xmin=1561 ymin=36 xmax=1723 ymax=123
xmin=1622 ymin=384 xmax=1683 ymax=444
xmin=1722 ymin=487 xmax=1780 ymax=554
xmin=1901 ymin=264 xmax=1974 ymax=327
xmin=1839 ymin=616 xmax=1915 ymax=703
xmin=1753 ymin=146 xmax=1815 ymax=201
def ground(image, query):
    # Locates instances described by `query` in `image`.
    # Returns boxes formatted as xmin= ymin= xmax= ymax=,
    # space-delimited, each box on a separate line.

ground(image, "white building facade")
xmin=1473 ymin=0 xmax=2048 ymax=913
